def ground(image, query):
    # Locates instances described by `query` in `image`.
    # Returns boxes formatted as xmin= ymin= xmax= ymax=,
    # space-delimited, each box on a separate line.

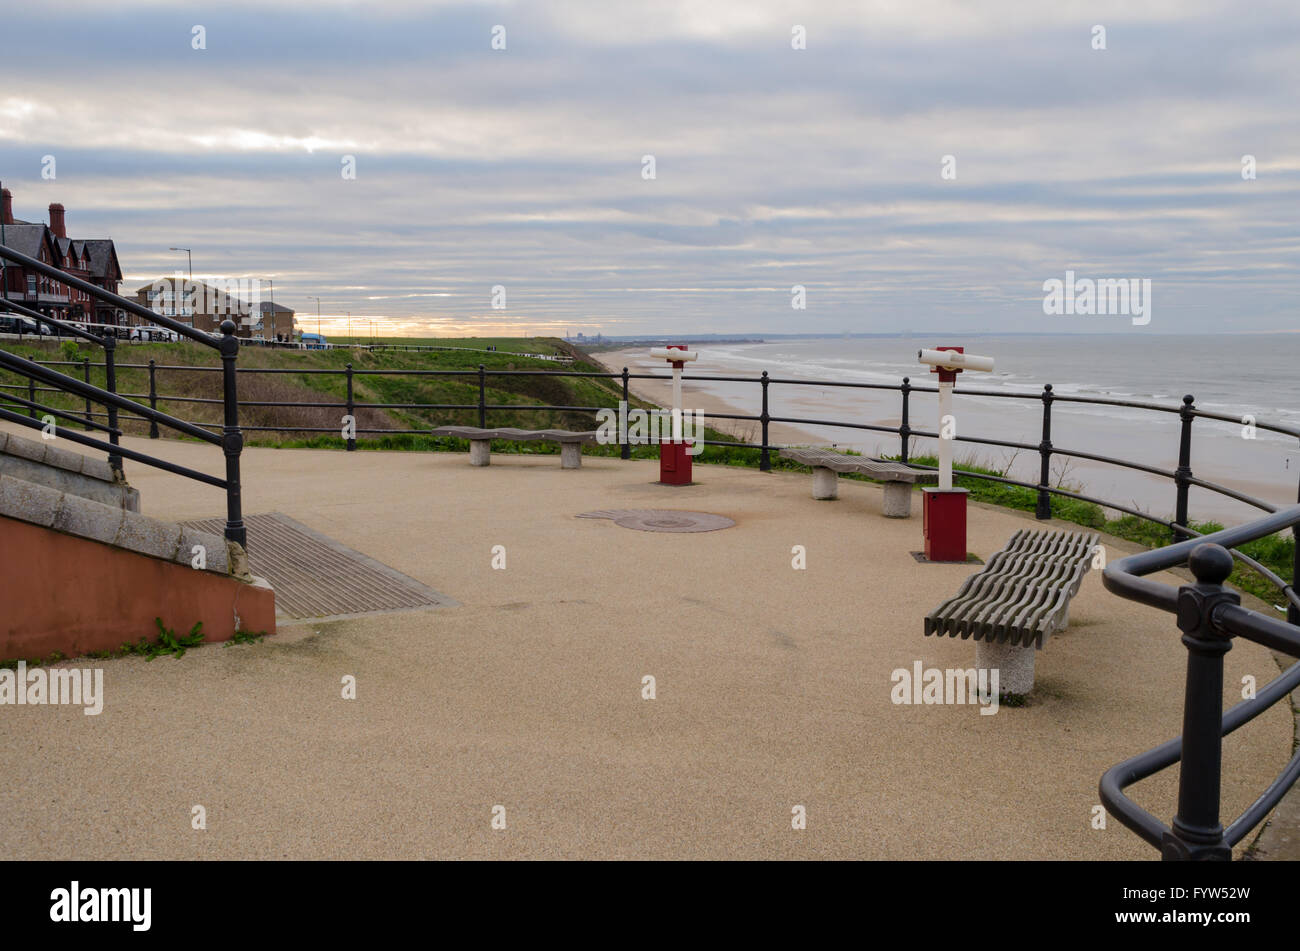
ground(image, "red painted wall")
xmin=1 ymin=516 xmax=276 ymax=660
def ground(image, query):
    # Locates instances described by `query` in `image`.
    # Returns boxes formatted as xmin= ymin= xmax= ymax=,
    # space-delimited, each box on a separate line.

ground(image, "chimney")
xmin=49 ymin=203 xmax=66 ymax=238
xmin=1 ymin=188 xmax=12 ymax=226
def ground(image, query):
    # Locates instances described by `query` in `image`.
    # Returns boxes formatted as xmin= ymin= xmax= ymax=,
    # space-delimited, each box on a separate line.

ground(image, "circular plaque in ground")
xmin=577 ymin=509 xmax=735 ymax=533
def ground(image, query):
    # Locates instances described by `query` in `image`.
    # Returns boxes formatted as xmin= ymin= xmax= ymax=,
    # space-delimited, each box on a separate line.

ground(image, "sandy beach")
xmin=592 ymin=349 xmax=830 ymax=450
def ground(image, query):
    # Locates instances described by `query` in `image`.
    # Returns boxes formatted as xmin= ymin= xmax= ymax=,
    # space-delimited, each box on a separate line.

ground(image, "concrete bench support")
xmin=975 ymin=639 xmax=1037 ymax=696
xmin=780 ymin=448 xmax=937 ymax=517
xmin=432 ymin=427 xmax=598 ymax=469
xmin=811 ymin=466 xmax=838 ymax=500
xmin=881 ymin=481 xmax=913 ymax=517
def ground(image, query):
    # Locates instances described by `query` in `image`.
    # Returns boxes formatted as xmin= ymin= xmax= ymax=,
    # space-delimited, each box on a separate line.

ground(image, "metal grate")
xmin=183 ymin=512 xmax=457 ymax=620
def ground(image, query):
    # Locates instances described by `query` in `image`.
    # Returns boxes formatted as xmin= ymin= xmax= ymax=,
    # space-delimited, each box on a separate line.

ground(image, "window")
xmin=27 ymin=275 xmax=36 ymax=297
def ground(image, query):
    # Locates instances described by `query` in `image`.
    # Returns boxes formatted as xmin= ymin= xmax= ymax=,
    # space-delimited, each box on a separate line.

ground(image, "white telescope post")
xmin=937 ymin=378 xmax=954 ymax=490
xmin=916 ymin=347 xmax=995 ymax=490
xmin=650 ymin=346 xmax=698 ymax=442
xmin=650 ymin=345 xmax=700 ymax=485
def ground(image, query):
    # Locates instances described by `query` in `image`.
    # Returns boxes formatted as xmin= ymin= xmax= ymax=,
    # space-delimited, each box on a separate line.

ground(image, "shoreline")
xmin=589 ymin=349 xmax=833 ymax=450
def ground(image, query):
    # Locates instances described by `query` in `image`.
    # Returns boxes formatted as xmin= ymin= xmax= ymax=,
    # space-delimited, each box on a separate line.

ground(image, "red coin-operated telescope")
xmin=649 ymin=344 xmax=699 ymax=485
xmin=917 ymin=347 xmax=995 ymax=561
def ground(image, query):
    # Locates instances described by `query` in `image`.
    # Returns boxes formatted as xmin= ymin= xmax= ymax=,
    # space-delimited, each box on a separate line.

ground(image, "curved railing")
xmin=1101 ymin=519 xmax=1300 ymax=859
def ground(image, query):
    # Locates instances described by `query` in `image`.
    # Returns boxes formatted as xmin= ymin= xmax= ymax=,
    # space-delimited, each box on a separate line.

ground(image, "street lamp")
xmin=264 ymin=277 xmax=274 ymax=339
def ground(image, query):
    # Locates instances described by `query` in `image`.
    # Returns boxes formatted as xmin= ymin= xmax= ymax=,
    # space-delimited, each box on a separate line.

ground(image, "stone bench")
xmin=779 ymin=447 xmax=938 ymax=517
xmin=431 ymin=426 xmax=599 ymax=469
xmin=923 ymin=528 xmax=1100 ymax=694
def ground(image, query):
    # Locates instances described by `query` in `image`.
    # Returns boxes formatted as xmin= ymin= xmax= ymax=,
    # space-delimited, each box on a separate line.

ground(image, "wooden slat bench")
xmin=923 ymin=528 xmax=1100 ymax=693
xmin=431 ymin=426 xmax=599 ymax=469
xmin=779 ymin=447 xmax=938 ymax=517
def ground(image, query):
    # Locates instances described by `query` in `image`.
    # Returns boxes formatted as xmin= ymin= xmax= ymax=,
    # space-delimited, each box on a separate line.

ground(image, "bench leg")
xmin=811 ymin=467 xmax=838 ymax=500
xmin=881 ymin=480 xmax=912 ymax=518
xmin=975 ymin=639 xmax=1036 ymax=695
xmin=469 ymin=439 xmax=491 ymax=467
xmin=560 ymin=442 xmax=582 ymax=469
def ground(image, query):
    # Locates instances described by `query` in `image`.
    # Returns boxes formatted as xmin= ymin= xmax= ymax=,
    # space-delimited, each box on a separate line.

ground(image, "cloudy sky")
xmin=1 ymin=0 xmax=1297 ymax=336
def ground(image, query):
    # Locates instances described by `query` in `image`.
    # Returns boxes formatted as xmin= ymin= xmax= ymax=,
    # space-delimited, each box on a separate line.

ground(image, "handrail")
xmin=1100 ymin=518 xmax=1300 ymax=859
xmin=0 ymin=295 xmax=111 ymax=346
xmin=0 ymin=244 xmax=221 ymax=348
xmin=0 ymin=243 xmax=246 ymax=546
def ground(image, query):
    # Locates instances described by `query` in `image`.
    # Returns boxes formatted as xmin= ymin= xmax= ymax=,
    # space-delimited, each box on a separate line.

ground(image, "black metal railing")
xmin=11 ymin=359 xmax=1296 ymax=552
xmin=0 ymin=243 xmax=247 ymax=547
xmin=1101 ymin=516 xmax=1300 ymax=860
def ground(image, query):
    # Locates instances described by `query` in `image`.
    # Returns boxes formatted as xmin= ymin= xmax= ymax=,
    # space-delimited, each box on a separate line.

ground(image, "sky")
xmin=1 ymin=0 xmax=1298 ymax=337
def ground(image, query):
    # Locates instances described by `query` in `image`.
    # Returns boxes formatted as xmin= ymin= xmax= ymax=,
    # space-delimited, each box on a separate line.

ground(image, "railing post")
xmin=1291 ymin=446 xmax=1300 ymax=627
xmin=1174 ymin=395 xmax=1195 ymax=542
xmin=345 ymin=363 xmax=356 ymax=451
xmin=478 ymin=364 xmax=487 ymax=428
xmin=759 ymin=371 xmax=771 ymax=471
xmin=899 ymin=376 xmax=911 ymax=463
xmin=1036 ymin=383 xmax=1053 ymax=520
xmin=147 ymin=359 xmax=160 ymax=438
xmin=621 ymin=367 xmax=631 ymax=460
xmin=102 ymin=334 xmax=122 ymax=475
xmin=27 ymin=377 xmax=35 ymax=419
xmin=82 ymin=357 xmax=92 ymax=431
xmin=218 ymin=320 xmax=246 ymax=549
xmin=1164 ymin=543 xmax=1238 ymax=861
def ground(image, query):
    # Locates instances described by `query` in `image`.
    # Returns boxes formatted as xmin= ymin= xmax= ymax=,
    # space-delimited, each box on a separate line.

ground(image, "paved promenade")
xmin=1 ymin=427 xmax=1293 ymax=859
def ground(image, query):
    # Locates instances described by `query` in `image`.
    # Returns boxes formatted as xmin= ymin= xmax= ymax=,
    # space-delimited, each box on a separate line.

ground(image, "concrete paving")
xmin=1 ymin=424 xmax=1294 ymax=859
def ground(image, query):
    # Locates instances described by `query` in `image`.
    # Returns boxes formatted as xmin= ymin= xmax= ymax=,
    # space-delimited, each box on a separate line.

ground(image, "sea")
xmin=613 ymin=333 xmax=1300 ymax=526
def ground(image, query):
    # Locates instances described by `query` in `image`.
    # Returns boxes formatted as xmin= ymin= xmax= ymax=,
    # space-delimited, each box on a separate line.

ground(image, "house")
xmin=132 ymin=278 xmax=256 ymax=337
xmin=253 ymin=300 xmax=296 ymax=341
xmin=0 ymin=189 xmax=124 ymax=324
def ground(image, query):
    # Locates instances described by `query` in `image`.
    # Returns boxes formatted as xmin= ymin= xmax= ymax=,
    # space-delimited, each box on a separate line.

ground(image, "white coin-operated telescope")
xmin=917 ymin=348 xmax=994 ymax=490
xmin=916 ymin=347 xmax=994 ymax=563
xmin=650 ymin=345 xmax=700 ymax=485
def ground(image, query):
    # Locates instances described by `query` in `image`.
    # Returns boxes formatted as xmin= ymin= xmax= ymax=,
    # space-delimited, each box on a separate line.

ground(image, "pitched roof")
xmin=0 ymin=223 xmax=57 ymax=261
xmin=82 ymin=240 xmax=121 ymax=281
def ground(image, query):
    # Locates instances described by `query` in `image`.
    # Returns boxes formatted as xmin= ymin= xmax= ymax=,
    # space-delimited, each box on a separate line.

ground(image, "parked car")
xmin=0 ymin=315 xmax=47 ymax=335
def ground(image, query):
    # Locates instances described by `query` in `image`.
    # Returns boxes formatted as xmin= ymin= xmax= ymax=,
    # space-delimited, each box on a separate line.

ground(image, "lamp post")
xmin=265 ymin=277 xmax=274 ymax=340
xmin=309 ymin=296 xmax=322 ymax=339
xmin=1 ymin=179 xmax=8 ymax=310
